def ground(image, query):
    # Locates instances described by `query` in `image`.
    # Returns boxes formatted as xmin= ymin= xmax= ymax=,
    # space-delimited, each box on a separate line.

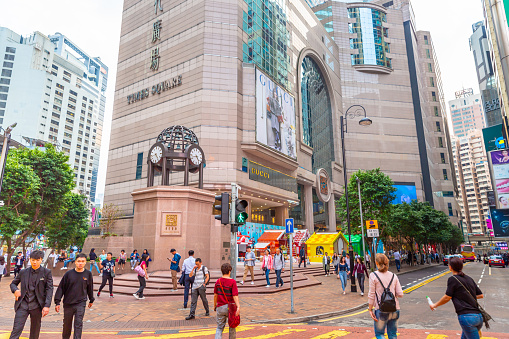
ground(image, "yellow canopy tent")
xmin=305 ymin=232 xmax=349 ymax=263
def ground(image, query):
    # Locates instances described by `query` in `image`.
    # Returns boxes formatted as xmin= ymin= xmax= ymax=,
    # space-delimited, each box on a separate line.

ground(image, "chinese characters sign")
xmin=161 ymin=212 xmax=181 ymax=236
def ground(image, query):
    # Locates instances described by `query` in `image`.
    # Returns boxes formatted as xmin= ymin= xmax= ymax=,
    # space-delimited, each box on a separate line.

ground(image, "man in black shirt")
xmin=9 ymin=250 xmax=53 ymax=339
xmin=54 ymin=253 xmax=94 ymax=339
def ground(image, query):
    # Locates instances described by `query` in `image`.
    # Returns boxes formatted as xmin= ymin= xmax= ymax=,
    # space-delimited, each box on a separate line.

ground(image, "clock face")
xmin=150 ymin=146 xmax=163 ymax=164
xmin=189 ymin=148 xmax=203 ymax=165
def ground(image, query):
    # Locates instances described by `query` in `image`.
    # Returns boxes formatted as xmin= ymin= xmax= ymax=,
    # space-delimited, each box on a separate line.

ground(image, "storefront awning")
xmin=254 ymin=242 xmax=270 ymax=249
xmin=257 ymin=230 xmax=285 ymax=243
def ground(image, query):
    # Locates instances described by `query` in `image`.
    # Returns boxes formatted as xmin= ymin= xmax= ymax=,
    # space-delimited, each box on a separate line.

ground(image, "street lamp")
xmin=341 ymin=105 xmax=371 ymax=292
xmin=0 ymin=122 xmax=18 ymax=195
xmin=356 ymin=176 xmax=366 ymax=263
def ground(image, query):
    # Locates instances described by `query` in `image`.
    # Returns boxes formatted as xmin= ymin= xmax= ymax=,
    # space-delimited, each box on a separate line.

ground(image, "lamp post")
xmin=341 ymin=105 xmax=371 ymax=293
xmin=0 ymin=122 xmax=17 ymax=195
xmin=356 ymin=176 xmax=366 ymax=262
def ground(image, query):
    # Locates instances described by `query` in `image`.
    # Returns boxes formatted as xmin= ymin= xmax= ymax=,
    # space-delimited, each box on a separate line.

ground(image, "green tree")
xmin=45 ymin=193 xmax=89 ymax=250
xmin=337 ymin=168 xmax=397 ymax=269
xmin=0 ymin=145 xmax=74 ymax=275
xmin=100 ymin=203 xmax=122 ymax=237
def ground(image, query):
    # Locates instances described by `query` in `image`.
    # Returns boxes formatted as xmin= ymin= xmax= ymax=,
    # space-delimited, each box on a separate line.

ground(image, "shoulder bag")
xmin=453 ymin=276 xmax=493 ymax=329
xmin=218 ymin=278 xmax=240 ymax=328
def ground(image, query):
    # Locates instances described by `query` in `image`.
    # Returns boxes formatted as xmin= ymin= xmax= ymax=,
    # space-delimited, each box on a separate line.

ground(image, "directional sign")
xmin=367 ymin=229 xmax=379 ymax=237
xmin=0 ymin=200 xmax=4 ymax=207
xmin=366 ymin=220 xmax=378 ymax=229
xmin=285 ymin=218 xmax=294 ymax=234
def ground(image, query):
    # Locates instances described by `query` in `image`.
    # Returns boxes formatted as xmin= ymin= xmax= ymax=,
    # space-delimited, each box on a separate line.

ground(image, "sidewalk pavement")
xmin=0 ymin=261 xmax=441 ymax=331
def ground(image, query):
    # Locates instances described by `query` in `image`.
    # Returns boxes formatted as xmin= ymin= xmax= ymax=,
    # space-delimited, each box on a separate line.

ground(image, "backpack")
xmin=373 ymin=272 xmax=397 ymax=312
xmin=189 ymin=266 xmax=208 ymax=285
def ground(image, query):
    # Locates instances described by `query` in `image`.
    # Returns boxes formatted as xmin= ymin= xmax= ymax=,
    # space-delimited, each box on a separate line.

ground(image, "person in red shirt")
xmin=214 ymin=263 xmax=240 ymax=338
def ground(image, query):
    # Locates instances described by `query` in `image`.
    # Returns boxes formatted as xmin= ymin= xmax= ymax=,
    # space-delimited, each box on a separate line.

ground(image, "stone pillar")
xmin=131 ymin=186 xmax=222 ymax=271
xmin=328 ymin=196 xmax=337 ymax=232
xmin=304 ymin=184 xmax=314 ymax=234
xmin=275 ymin=206 xmax=289 ymax=226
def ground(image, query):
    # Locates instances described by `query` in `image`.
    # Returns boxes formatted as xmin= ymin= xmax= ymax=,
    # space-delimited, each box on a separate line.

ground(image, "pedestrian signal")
xmin=235 ymin=199 xmax=248 ymax=224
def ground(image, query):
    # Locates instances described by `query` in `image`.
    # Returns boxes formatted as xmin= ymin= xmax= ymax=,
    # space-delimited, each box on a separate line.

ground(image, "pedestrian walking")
xmin=9 ymin=250 xmax=53 ymax=339
xmin=261 ymin=249 xmax=273 ymax=287
xmin=353 ymin=257 xmax=370 ymax=296
xmin=273 ymin=247 xmax=285 ymax=288
xmin=130 ymin=249 xmax=140 ymax=270
xmin=393 ymin=250 xmax=401 ymax=272
xmin=368 ymin=253 xmax=403 ymax=339
xmin=366 ymin=252 xmax=371 ymax=270
xmin=0 ymin=256 xmax=6 ymax=282
xmin=88 ymin=249 xmax=100 ymax=276
xmin=182 ymin=250 xmax=196 ymax=308
xmin=332 ymin=253 xmax=340 ymax=275
xmin=118 ymin=250 xmax=127 ymax=270
xmin=186 ymin=258 xmax=210 ymax=320
xmin=47 ymin=250 xmax=58 ymax=269
xmin=133 ymin=255 xmax=149 ymax=300
xmin=322 ymin=252 xmax=331 ymax=276
xmin=97 ymin=252 xmax=115 ymax=298
xmin=298 ymin=246 xmax=306 ymax=268
xmin=13 ymin=252 xmax=25 ymax=278
xmin=214 ymin=263 xmax=240 ymax=339
xmin=54 ymin=253 xmax=94 ymax=339
xmin=169 ymin=249 xmax=181 ymax=292
xmin=61 ymin=249 xmax=76 ymax=270
xmin=241 ymin=245 xmax=256 ymax=285
xmin=338 ymin=256 xmax=349 ymax=294
xmin=429 ymin=257 xmax=486 ymax=339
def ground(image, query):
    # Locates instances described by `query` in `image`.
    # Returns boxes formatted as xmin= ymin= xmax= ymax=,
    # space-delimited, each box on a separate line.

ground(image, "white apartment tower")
xmin=452 ymin=130 xmax=491 ymax=236
xmin=0 ymin=28 xmax=108 ymax=203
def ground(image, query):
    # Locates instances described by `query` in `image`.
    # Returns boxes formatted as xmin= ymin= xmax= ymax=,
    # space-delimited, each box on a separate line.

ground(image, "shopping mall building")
xmin=102 ymin=0 xmax=459 ymax=238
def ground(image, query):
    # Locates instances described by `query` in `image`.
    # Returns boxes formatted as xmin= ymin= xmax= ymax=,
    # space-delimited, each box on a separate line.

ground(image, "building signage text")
xmin=248 ymin=160 xmax=297 ymax=193
xmin=127 ymin=75 xmax=182 ymax=104
xmin=484 ymin=98 xmax=500 ymax=113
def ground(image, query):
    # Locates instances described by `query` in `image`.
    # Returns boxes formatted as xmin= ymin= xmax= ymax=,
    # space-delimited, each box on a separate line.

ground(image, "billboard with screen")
xmin=489 ymin=150 xmax=509 ymax=208
xmin=490 ymin=208 xmax=509 ymax=237
xmin=391 ymin=184 xmax=417 ymax=204
xmin=255 ymin=69 xmax=296 ymax=159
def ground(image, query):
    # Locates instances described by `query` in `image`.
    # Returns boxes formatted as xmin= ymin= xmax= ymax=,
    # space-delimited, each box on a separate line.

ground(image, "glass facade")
xmin=301 ymin=56 xmax=334 ymax=174
xmin=242 ymin=0 xmax=291 ymax=90
xmin=312 ymin=188 xmax=327 ymax=232
xmin=348 ymin=7 xmax=392 ymax=68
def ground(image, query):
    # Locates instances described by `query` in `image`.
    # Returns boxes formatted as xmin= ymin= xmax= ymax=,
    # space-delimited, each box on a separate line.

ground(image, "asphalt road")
xmin=316 ymin=261 xmax=509 ymax=334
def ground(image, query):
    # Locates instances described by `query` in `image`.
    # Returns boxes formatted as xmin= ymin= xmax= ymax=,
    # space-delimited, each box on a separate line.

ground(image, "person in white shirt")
xmin=181 ymin=250 xmax=196 ymax=309
xmin=185 ymin=258 xmax=210 ymax=320
xmin=393 ymin=250 xmax=401 ymax=272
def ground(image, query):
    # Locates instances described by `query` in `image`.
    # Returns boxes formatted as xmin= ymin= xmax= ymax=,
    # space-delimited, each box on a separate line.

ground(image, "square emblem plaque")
xmin=161 ymin=212 xmax=182 ymax=236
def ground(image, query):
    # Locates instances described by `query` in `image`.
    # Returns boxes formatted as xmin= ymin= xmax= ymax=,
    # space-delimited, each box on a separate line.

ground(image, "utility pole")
xmin=230 ymin=183 xmax=238 ymax=280
xmin=0 ymin=123 xmax=17 ymax=195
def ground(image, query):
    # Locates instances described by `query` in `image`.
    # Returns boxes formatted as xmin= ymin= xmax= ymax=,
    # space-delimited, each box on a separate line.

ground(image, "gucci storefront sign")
xmin=127 ymin=75 xmax=182 ymax=104
xmin=248 ymin=160 xmax=297 ymax=193
xmin=161 ymin=212 xmax=182 ymax=236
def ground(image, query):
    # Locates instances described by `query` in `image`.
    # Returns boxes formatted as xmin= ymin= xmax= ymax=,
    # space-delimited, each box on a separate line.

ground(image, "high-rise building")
xmin=451 ymin=130 xmax=491 ymax=236
xmin=470 ymin=21 xmax=502 ymax=127
xmin=0 ymin=27 xmax=108 ymax=203
xmin=448 ymin=90 xmax=485 ymax=138
xmin=310 ymin=0 xmax=460 ymax=225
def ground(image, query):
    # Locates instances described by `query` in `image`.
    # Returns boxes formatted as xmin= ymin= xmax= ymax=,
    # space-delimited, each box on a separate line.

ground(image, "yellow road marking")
xmin=425 ymin=335 xmax=448 ymax=338
xmin=404 ymin=271 xmax=451 ymax=294
xmin=489 ymin=267 xmax=491 ymax=275
xmin=317 ymin=309 xmax=369 ymax=322
xmin=238 ymin=329 xmax=306 ymax=339
xmin=309 ymin=330 xmax=350 ymax=338
xmin=370 ymin=333 xmax=399 ymax=338
xmin=124 ymin=326 xmax=254 ymax=339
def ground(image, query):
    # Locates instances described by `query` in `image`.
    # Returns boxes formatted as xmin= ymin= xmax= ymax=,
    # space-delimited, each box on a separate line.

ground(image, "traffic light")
xmin=235 ymin=199 xmax=248 ymax=224
xmin=214 ymin=193 xmax=229 ymax=225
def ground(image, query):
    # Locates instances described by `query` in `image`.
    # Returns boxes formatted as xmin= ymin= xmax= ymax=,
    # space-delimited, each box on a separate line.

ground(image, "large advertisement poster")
xmin=256 ymin=69 xmax=297 ymax=159
xmin=490 ymin=150 xmax=509 ymax=208
xmin=490 ymin=208 xmax=509 ymax=237
xmin=391 ymin=184 xmax=417 ymax=204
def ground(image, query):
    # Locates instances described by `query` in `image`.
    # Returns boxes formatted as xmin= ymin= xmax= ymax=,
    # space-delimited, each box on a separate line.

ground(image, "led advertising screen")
xmin=391 ymin=184 xmax=417 ymax=204
xmin=490 ymin=208 xmax=509 ymax=237
xmin=489 ymin=150 xmax=509 ymax=208
xmin=256 ymin=69 xmax=297 ymax=159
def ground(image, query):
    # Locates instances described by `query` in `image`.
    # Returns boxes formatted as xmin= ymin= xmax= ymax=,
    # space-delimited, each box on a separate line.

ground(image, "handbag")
xmin=218 ymin=278 xmax=240 ymax=328
xmin=453 ymin=276 xmax=493 ymax=329
xmin=134 ymin=264 xmax=145 ymax=277
xmin=110 ymin=271 xmax=116 ymax=278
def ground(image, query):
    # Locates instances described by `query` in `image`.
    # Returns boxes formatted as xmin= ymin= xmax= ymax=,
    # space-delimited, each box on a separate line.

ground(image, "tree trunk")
xmin=5 ymin=238 xmax=12 ymax=277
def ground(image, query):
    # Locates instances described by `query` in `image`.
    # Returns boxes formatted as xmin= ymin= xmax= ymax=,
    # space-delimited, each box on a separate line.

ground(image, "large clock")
xmin=150 ymin=145 xmax=163 ymax=164
xmin=189 ymin=147 xmax=203 ymax=166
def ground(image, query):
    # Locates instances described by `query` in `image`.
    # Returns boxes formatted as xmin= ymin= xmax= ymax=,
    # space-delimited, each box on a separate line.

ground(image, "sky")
xmin=0 ymin=0 xmax=486 ymax=202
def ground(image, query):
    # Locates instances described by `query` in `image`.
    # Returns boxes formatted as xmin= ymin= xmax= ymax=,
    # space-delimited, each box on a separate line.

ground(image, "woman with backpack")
xmin=337 ymin=256 xmax=349 ymax=294
xmin=429 ymin=257 xmax=485 ymax=339
xmin=368 ymin=253 xmax=403 ymax=339
xmin=133 ymin=254 xmax=149 ymax=300
xmin=322 ymin=252 xmax=331 ymax=276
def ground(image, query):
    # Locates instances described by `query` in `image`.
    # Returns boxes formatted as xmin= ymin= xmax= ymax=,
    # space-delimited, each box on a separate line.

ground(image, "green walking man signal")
xmin=235 ymin=200 xmax=248 ymax=224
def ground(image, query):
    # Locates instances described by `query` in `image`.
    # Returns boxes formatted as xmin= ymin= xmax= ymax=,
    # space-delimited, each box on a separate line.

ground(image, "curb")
xmin=251 ymin=263 xmax=442 ymax=324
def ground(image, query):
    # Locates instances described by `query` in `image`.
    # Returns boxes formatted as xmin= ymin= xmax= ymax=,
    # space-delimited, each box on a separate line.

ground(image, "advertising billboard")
xmin=490 ymin=208 xmax=509 ymax=237
xmin=256 ymin=69 xmax=297 ymax=159
xmin=391 ymin=184 xmax=417 ymax=204
xmin=489 ymin=150 xmax=509 ymax=208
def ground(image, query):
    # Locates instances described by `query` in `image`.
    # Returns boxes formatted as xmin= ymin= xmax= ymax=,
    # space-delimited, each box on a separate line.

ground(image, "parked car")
xmin=443 ymin=255 xmax=452 ymax=266
xmin=489 ymin=255 xmax=506 ymax=268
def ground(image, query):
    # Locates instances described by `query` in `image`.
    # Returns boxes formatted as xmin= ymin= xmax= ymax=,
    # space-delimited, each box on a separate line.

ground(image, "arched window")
xmin=301 ymin=56 xmax=334 ymax=173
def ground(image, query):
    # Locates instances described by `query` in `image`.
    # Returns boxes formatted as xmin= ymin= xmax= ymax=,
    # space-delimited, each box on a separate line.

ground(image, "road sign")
xmin=285 ymin=218 xmax=294 ymax=234
xmin=366 ymin=220 xmax=378 ymax=229
xmin=0 ymin=201 xmax=4 ymax=207
xmin=367 ymin=229 xmax=379 ymax=237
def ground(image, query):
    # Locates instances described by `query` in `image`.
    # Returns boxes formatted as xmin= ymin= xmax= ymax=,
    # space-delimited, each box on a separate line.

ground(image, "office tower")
xmin=448 ymin=90 xmax=485 ymax=137
xmin=0 ymin=27 xmax=108 ymax=203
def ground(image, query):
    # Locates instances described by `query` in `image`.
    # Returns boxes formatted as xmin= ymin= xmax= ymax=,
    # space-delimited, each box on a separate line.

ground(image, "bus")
xmin=461 ymin=244 xmax=476 ymax=261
